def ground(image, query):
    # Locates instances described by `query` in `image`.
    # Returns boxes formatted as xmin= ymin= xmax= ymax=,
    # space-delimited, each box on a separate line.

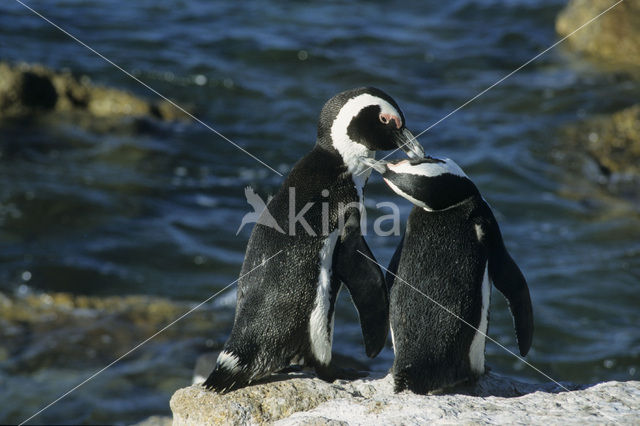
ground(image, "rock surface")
xmin=0 ymin=62 xmax=189 ymax=121
xmin=556 ymin=0 xmax=640 ymax=70
xmin=170 ymin=371 xmax=640 ymax=425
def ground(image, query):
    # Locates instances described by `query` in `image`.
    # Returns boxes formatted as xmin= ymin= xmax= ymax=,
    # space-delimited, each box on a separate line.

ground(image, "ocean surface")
xmin=1 ymin=0 xmax=639 ymax=424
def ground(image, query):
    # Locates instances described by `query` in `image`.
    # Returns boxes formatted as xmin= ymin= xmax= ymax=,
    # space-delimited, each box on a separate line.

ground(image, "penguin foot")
xmin=315 ymin=364 xmax=368 ymax=382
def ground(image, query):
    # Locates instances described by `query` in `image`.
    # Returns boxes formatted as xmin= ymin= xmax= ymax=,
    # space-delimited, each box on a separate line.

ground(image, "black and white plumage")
xmin=204 ymin=87 xmax=424 ymax=392
xmin=365 ymin=156 xmax=534 ymax=394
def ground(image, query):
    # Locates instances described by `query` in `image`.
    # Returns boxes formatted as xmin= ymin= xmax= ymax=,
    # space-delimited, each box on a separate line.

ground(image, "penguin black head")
xmin=363 ymin=156 xmax=480 ymax=211
xmin=317 ymin=87 xmax=424 ymax=174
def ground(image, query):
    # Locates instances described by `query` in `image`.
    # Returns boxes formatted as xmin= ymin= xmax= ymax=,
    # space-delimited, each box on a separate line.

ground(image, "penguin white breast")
xmin=309 ymin=229 xmax=340 ymax=366
xmin=469 ymin=263 xmax=491 ymax=374
xmin=390 ymin=324 xmax=396 ymax=355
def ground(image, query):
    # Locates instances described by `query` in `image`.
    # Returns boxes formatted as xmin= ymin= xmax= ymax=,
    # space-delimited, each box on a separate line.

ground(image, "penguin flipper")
xmin=484 ymin=206 xmax=534 ymax=357
xmin=333 ymin=209 xmax=389 ymax=358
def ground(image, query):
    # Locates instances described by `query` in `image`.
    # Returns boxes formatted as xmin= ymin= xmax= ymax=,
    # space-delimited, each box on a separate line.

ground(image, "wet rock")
xmin=0 ymin=289 xmax=221 ymax=373
xmin=170 ymin=372 xmax=640 ymax=425
xmin=0 ymin=62 xmax=189 ymax=121
xmin=556 ymin=0 xmax=640 ymax=70
xmin=560 ymin=104 xmax=640 ymax=190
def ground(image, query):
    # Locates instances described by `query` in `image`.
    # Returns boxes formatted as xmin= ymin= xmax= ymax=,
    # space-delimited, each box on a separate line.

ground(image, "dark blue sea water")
xmin=1 ymin=0 xmax=639 ymax=424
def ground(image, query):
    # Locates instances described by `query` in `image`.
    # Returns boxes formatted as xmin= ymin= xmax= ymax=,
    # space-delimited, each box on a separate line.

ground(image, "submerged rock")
xmin=562 ymin=104 xmax=640 ymax=177
xmin=170 ymin=372 xmax=640 ymax=425
xmin=556 ymin=0 xmax=640 ymax=71
xmin=0 ymin=62 xmax=189 ymax=121
xmin=557 ymin=104 xmax=640 ymax=203
xmin=0 ymin=289 xmax=227 ymax=424
xmin=555 ymin=2 xmax=640 ymax=203
xmin=133 ymin=415 xmax=173 ymax=426
xmin=0 ymin=289 xmax=221 ymax=373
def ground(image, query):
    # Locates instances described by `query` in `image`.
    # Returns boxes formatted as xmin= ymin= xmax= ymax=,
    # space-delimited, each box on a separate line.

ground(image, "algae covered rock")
xmin=561 ymin=104 xmax=640 ymax=178
xmin=556 ymin=0 xmax=640 ymax=70
xmin=0 ymin=62 xmax=189 ymax=121
xmin=0 ymin=289 xmax=218 ymax=373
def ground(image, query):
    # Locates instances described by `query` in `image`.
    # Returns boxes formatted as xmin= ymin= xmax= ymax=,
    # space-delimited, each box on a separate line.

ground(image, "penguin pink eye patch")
xmin=379 ymin=113 xmax=402 ymax=129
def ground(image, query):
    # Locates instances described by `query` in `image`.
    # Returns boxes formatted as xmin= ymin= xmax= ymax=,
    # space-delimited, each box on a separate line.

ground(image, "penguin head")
xmin=362 ymin=156 xmax=480 ymax=211
xmin=317 ymin=87 xmax=424 ymax=173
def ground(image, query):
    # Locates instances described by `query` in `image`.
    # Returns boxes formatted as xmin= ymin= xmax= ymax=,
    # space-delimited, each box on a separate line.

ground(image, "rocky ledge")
xmin=0 ymin=62 xmax=189 ymax=121
xmin=170 ymin=371 xmax=640 ymax=425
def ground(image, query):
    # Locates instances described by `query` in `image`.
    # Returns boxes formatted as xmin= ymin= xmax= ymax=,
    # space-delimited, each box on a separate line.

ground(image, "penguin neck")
xmin=420 ymin=195 xmax=475 ymax=212
xmin=317 ymin=136 xmax=373 ymax=202
xmin=350 ymin=155 xmax=372 ymax=203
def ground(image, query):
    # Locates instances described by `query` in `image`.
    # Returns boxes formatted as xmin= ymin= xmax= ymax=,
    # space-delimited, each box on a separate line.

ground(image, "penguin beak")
xmin=396 ymin=128 xmax=425 ymax=159
xmin=359 ymin=157 xmax=388 ymax=174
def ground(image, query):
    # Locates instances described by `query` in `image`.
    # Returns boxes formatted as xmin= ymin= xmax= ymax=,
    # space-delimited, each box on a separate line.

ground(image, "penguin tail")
xmin=392 ymin=363 xmax=441 ymax=395
xmin=393 ymin=373 xmax=409 ymax=393
xmin=202 ymin=350 xmax=252 ymax=393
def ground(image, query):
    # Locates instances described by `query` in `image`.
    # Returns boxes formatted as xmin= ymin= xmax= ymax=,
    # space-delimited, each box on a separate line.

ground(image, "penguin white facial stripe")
xmin=331 ymin=94 xmax=400 ymax=177
xmin=469 ymin=264 xmax=491 ymax=375
xmin=217 ymin=351 xmax=242 ymax=373
xmin=387 ymin=158 xmax=467 ymax=178
xmin=383 ymin=160 xmax=480 ymax=211
xmin=309 ymin=230 xmax=340 ymax=366
xmin=383 ymin=178 xmax=432 ymax=211
xmin=332 ymin=94 xmax=400 ymax=136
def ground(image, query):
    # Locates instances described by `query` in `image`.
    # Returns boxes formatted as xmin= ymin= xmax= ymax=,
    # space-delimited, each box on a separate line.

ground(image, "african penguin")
xmin=363 ymin=156 xmax=534 ymax=394
xmin=204 ymin=87 xmax=425 ymax=392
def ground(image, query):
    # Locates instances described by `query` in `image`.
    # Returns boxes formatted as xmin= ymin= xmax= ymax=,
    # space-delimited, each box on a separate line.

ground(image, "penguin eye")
xmin=379 ymin=114 xmax=389 ymax=125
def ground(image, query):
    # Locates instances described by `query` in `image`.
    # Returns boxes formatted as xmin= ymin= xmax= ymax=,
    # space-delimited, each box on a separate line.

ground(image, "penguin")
xmin=362 ymin=156 xmax=534 ymax=394
xmin=204 ymin=87 xmax=425 ymax=392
